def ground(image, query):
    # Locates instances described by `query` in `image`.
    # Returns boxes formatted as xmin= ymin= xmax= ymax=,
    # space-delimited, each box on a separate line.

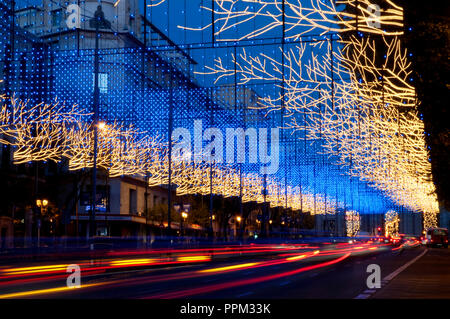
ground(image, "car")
xmin=390 ymin=235 xmax=402 ymax=246
xmin=402 ymin=235 xmax=421 ymax=246
xmin=423 ymin=228 xmax=449 ymax=248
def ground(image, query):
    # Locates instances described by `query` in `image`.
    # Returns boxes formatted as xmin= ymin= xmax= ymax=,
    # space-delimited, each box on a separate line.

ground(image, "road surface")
xmin=0 ymin=238 xmax=447 ymax=299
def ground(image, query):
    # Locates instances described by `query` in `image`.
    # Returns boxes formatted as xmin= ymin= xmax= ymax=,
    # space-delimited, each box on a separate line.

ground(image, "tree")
xmin=402 ymin=0 xmax=450 ymax=211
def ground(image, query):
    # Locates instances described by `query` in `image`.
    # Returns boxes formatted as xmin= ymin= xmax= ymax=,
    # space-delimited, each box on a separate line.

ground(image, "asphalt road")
xmin=372 ymin=247 xmax=450 ymax=298
xmin=2 ymin=239 xmax=446 ymax=299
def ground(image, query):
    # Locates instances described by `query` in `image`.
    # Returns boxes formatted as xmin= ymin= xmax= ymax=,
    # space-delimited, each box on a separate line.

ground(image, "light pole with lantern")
xmin=36 ymin=199 xmax=48 ymax=248
xmin=236 ymin=216 xmax=242 ymax=240
xmin=181 ymin=211 xmax=188 ymax=236
xmin=181 ymin=204 xmax=190 ymax=237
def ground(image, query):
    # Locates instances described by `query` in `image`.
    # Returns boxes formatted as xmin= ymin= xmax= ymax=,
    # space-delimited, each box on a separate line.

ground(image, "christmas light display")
xmin=346 ymin=210 xmax=360 ymax=237
xmin=0 ymin=93 xmax=334 ymax=214
xmin=179 ymin=0 xmax=404 ymax=39
xmin=384 ymin=210 xmax=399 ymax=237
xmin=0 ymin=0 xmax=439 ymax=233
xmin=185 ymin=0 xmax=438 ymax=228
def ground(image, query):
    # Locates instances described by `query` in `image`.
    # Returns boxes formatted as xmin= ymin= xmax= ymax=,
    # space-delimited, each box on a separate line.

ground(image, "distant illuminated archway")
xmin=385 ymin=210 xmax=400 ymax=237
xmin=346 ymin=211 xmax=360 ymax=237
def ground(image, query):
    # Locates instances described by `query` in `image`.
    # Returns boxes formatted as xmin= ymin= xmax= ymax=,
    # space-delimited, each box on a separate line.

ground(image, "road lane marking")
xmin=383 ymin=249 xmax=428 ymax=281
xmin=354 ymin=248 xmax=428 ymax=299
xmin=364 ymin=289 xmax=376 ymax=294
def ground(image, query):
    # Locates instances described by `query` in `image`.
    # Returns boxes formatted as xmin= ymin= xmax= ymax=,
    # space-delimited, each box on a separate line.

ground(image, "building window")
xmin=129 ymin=189 xmax=137 ymax=215
xmin=92 ymin=73 xmax=108 ymax=94
xmin=51 ymin=9 xmax=62 ymax=27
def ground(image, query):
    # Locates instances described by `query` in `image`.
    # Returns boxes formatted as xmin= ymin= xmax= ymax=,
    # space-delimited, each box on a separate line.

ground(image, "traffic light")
xmin=377 ymin=227 xmax=382 ymax=236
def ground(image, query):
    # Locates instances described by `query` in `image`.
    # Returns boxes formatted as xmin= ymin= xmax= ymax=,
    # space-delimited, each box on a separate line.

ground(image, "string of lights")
xmin=0 ymin=94 xmax=334 ymax=215
xmin=384 ymin=210 xmax=399 ymax=237
xmin=185 ymin=0 xmax=438 ymax=228
xmin=346 ymin=210 xmax=360 ymax=237
xmin=1 ymin=1 xmax=439 ymax=230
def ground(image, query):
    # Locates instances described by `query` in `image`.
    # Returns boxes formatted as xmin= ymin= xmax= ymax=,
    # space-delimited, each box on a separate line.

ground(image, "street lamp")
xmin=181 ymin=211 xmax=188 ymax=236
xmin=236 ymin=216 xmax=242 ymax=239
xmin=89 ymin=5 xmax=111 ymax=241
xmin=98 ymin=121 xmax=106 ymax=130
xmin=36 ymin=199 xmax=48 ymax=248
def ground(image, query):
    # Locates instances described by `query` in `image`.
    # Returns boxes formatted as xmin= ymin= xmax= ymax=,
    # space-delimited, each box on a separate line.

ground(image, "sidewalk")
xmin=372 ymin=247 xmax=450 ymax=298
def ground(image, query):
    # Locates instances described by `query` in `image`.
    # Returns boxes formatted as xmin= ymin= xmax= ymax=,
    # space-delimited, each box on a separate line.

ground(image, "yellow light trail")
xmin=0 ymin=283 xmax=103 ymax=299
xmin=177 ymin=256 xmax=211 ymax=262
xmin=1 ymin=264 xmax=70 ymax=275
xmin=199 ymin=262 xmax=260 ymax=273
xmin=109 ymin=259 xmax=156 ymax=266
xmin=286 ymin=255 xmax=307 ymax=261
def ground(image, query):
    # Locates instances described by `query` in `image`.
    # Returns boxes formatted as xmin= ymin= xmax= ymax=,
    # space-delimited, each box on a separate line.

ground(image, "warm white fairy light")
xmin=179 ymin=0 xmax=404 ymax=40
xmin=190 ymin=0 xmax=438 ymax=228
xmin=346 ymin=210 xmax=360 ymax=237
xmin=198 ymin=36 xmax=438 ymax=218
xmin=0 ymin=1 xmax=440 ymax=229
xmin=384 ymin=210 xmax=399 ymax=237
xmin=1 ymin=95 xmax=334 ymax=214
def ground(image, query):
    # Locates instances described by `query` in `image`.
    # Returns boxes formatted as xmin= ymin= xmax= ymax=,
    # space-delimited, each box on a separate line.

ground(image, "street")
xmin=0 ymin=239 xmax=446 ymax=299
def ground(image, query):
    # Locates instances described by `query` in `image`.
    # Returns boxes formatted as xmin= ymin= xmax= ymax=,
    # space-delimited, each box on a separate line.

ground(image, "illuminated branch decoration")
xmin=147 ymin=0 xmax=167 ymax=7
xmin=0 ymin=95 xmax=88 ymax=164
xmin=0 ymin=1 xmax=438 ymax=227
xmin=198 ymin=37 xmax=437 ymax=218
xmin=384 ymin=210 xmax=399 ymax=237
xmin=346 ymin=210 xmax=360 ymax=237
xmin=192 ymin=1 xmax=438 ymax=229
xmin=179 ymin=0 xmax=404 ymax=40
xmin=0 ymin=95 xmax=335 ymax=214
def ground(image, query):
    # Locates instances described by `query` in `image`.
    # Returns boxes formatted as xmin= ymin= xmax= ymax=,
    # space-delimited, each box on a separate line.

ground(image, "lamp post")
xmin=89 ymin=5 xmax=110 ymax=240
xmin=236 ymin=216 xmax=242 ymax=239
xmin=36 ymin=199 xmax=48 ymax=248
xmin=181 ymin=211 xmax=188 ymax=236
xmin=173 ymin=204 xmax=181 ymax=237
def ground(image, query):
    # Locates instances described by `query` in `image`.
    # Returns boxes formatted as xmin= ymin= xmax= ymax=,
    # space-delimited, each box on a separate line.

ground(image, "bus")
xmin=422 ymin=228 xmax=448 ymax=248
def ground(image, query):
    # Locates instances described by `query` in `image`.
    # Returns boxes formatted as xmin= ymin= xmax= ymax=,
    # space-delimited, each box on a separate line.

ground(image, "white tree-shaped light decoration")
xmin=346 ymin=210 xmax=360 ymax=237
xmin=0 ymin=94 xmax=336 ymax=215
xmin=183 ymin=0 xmax=438 ymax=228
xmin=384 ymin=210 xmax=399 ymax=237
